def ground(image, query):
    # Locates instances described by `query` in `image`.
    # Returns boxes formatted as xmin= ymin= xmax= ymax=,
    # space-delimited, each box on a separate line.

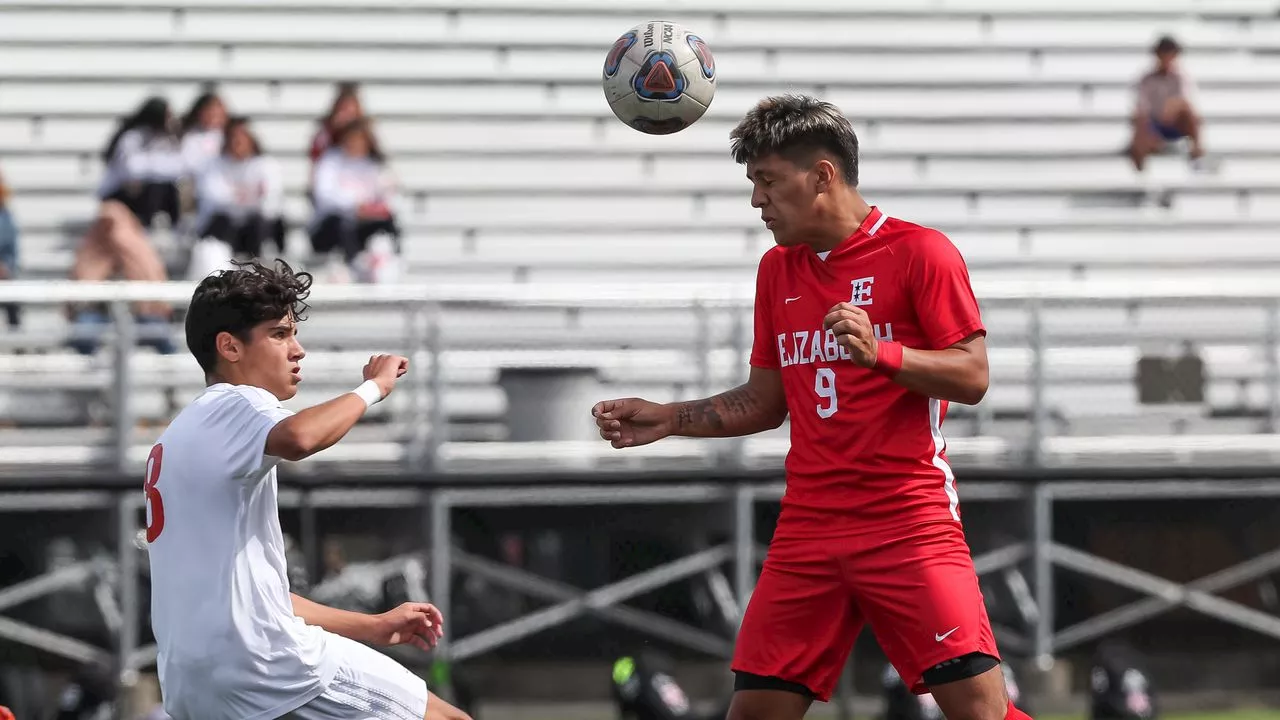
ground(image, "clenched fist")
xmin=823 ymin=303 xmax=879 ymax=368
xmin=363 ymin=354 xmax=409 ymax=398
xmin=592 ymin=398 xmax=674 ymax=448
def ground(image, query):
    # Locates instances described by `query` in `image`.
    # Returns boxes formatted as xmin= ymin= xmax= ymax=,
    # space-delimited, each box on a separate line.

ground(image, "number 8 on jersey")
xmin=144 ymin=443 xmax=165 ymax=543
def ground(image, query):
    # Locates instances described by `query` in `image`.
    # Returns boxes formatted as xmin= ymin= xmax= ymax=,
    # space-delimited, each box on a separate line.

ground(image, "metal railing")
xmin=3 ymin=473 xmax=1280 ymax=702
xmin=1 ymin=278 xmax=1280 ymax=474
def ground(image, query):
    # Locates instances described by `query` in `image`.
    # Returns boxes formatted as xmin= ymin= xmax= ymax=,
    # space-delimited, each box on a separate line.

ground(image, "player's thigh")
xmin=727 ymin=689 xmax=812 ymax=720
xmin=851 ymin=525 xmax=1000 ymax=695
xmin=731 ymin=541 xmax=862 ymax=704
xmin=286 ymin=635 xmax=430 ymax=720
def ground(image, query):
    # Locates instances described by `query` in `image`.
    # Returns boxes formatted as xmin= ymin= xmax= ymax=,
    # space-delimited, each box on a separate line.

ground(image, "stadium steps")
xmin=0 ymin=5 xmax=1277 ymax=51
xmin=0 ymin=115 xmax=1274 ymax=154
xmin=0 ymin=344 xmax=1274 ymax=432
xmin=4 ymin=152 xmax=1268 ymax=192
xmin=1 ymin=0 xmax=1278 ymax=471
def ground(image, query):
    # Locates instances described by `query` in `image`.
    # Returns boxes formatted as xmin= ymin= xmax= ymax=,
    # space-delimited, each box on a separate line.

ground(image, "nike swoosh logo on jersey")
xmin=784 ymin=296 xmax=802 ymax=304
xmin=935 ymin=626 xmax=959 ymax=642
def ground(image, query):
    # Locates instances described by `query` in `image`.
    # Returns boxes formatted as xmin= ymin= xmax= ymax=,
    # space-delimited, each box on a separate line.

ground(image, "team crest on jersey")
xmin=850 ymin=276 xmax=875 ymax=306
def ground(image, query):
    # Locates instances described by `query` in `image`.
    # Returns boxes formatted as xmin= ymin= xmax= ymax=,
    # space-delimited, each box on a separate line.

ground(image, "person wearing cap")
xmin=1128 ymin=35 xmax=1205 ymax=171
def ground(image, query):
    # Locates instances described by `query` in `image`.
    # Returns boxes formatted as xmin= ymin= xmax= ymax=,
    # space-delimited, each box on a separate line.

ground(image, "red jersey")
xmin=749 ymin=207 xmax=985 ymax=539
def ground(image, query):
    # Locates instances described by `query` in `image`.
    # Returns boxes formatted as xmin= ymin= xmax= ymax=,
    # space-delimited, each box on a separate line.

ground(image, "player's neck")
xmin=804 ymin=192 xmax=872 ymax=254
xmin=207 ymin=369 xmax=248 ymax=388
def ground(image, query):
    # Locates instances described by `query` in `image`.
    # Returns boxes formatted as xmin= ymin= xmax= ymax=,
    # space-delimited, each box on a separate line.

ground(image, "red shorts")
xmin=731 ymin=522 xmax=999 ymax=702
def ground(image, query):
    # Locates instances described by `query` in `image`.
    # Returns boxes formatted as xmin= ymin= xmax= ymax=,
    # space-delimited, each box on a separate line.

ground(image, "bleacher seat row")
xmin=1 ymin=0 xmax=1279 ymax=470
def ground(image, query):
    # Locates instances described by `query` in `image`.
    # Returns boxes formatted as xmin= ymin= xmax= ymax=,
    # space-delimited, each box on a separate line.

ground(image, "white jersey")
xmin=146 ymin=383 xmax=340 ymax=720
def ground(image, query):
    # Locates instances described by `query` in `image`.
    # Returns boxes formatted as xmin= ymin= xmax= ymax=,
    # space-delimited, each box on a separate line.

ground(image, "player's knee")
xmin=728 ymin=698 xmax=803 ymax=720
xmin=941 ymin=694 xmax=1008 ymax=720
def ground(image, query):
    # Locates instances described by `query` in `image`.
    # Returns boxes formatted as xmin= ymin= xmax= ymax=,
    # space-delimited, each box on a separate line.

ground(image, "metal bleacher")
xmin=1 ymin=0 xmax=1280 ymax=474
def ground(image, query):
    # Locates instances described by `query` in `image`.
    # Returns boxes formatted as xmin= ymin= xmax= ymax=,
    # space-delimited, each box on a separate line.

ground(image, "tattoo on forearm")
xmin=675 ymin=385 xmax=762 ymax=433
xmin=676 ymin=398 xmax=722 ymax=431
xmin=718 ymin=386 xmax=760 ymax=418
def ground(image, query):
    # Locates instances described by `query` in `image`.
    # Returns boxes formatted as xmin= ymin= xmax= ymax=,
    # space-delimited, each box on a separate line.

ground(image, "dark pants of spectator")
xmin=310 ymin=215 xmax=401 ymax=263
xmin=198 ymin=213 xmax=286 ymax=258
xmin=67 ymin=307 xmax=175 ymax=356
xmin=105 ymin=181 xmax=181 ymax=230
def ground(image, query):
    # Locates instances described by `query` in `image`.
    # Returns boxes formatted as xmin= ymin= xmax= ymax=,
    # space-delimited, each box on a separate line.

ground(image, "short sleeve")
xmin=908 ymin=232 xmax=986 ymax=350
xmin=749 ymin=250 xmax=781 ymax=369
xmin=208 ymin=389 xmax=294 ymax=483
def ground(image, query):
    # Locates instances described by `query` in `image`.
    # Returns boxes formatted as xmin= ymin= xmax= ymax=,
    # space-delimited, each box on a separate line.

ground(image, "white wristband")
xmin=352 ymin=379 xmax=384 ymax=409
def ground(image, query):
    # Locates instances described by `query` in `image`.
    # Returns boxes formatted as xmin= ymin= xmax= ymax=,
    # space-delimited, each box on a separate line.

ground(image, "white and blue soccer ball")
xmin=602 ymin=20 xmax=716 ymax=135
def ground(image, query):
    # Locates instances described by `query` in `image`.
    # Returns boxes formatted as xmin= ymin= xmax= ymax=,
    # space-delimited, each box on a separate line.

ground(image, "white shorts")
xmin=285 ymin=635 xmax=429 ymax=720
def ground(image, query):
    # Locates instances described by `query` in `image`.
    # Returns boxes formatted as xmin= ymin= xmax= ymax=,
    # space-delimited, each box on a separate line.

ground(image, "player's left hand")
xmin=371 ymin=602 xmax=444 ymax=651
xmin=824 ymin=302 xmax=878 ymax=368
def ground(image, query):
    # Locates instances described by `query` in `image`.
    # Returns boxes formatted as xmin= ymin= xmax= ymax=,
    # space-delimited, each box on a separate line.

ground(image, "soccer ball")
xmin=602 ymin=20 xmax=716 ymax=135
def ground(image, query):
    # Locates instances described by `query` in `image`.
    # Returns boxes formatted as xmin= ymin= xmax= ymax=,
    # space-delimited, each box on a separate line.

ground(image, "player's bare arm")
xmin=290 ymin=594 xmax=444 ymax=652
xmin=593 ymin=366 xmax=787 ymax=447
xmin=267 ymin=354 xmax=408 ymax=460
xmin=824 ymin=302 xmax=988 ymax=405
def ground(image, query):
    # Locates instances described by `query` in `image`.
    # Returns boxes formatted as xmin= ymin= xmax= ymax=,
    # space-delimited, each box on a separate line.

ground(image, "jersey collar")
xmin=857 ymin=206 xmax=887 ymax=240
xmin=819 ymin=206 xmax=889 ymax=262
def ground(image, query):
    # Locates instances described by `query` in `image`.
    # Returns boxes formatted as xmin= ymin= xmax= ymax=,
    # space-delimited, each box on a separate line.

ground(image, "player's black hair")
xmin=729 ymin=94 xmax=860 ymax=186
xmin=185 ymin=259 xmax=313 ymax=375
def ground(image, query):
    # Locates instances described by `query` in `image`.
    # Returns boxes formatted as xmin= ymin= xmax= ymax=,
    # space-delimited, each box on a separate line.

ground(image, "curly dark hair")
xmin=185 ymin=259 xmax=313 ymax=374
xmin=729 ymin=94 xmax=860 ymax=186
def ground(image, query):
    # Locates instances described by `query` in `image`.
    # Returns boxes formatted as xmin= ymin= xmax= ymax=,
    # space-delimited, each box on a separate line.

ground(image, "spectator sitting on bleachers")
xmin=66 ymin=97 xmax=178 ymax=355
xmin=0 ymin=169 xmax=18 ymax=329
xmin=1128 ymin=35 xmax=1205 ymax=171
xmin=309 ymin=82 xmax=364 ymax=167
xmin=180 ymin=88 xmax=229 ymax=180
xmin=95 ymin=96 xmax=185 ymax=230
xmin=309 ymin=118 xmax=402 ymax=283
xmin=190 ymin=117 xmax=285 ymax=277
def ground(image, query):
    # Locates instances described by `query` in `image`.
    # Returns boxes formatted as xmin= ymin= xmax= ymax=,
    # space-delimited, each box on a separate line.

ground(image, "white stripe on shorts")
xmin=284 ymin=634 xmax=428 ymax=720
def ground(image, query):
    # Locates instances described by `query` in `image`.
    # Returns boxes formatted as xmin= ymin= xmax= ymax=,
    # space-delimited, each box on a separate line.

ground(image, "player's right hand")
xmin=363 ymin=354 xmax=410 ymax=398
xmin=592 ymin=398 xmax=672 ymax=448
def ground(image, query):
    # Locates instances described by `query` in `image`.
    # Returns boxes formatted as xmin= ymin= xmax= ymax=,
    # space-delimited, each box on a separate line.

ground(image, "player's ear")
xmin=813 ymin=159 xmax=837 ymax=193
xmin=215 ymin=330 xmax=243 ymax=365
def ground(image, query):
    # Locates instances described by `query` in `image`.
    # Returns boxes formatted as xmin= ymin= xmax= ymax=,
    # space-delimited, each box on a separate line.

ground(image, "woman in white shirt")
xmin=96 ymin=96 xmax=185 ymax=229
xmin=181 ymin=89 xmax=229 ymax=180
xmin=195 ymin=117 xmax=285 ymax=260
xmin=309 ymin=118 xmax=401 ymax=268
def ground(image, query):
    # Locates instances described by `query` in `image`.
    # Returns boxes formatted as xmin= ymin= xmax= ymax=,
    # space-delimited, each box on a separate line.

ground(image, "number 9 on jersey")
xmin=815 ymin=367 xmax=838 ymax=419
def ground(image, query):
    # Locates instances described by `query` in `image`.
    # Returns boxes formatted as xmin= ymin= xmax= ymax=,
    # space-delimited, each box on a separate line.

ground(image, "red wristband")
xmin=873 ymin=340 xmax=904 ymax=375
